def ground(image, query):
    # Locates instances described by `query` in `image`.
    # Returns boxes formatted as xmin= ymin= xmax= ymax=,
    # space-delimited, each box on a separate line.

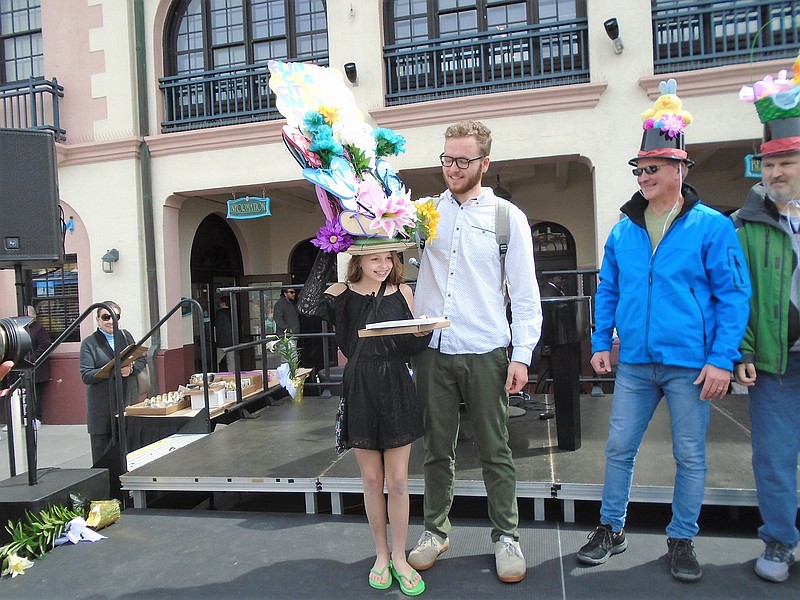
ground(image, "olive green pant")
xmin=413 ymin=347 xmax=519 ymax=542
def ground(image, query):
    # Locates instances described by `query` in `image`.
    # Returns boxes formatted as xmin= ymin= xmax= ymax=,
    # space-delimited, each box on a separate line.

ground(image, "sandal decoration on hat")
xmin=739 ymin=51 xmax=800 ymax=157
xmin=629 ymin=78 xmax=694 ymax=167
xmin=268 ymin=60 xmax=439 ymax=255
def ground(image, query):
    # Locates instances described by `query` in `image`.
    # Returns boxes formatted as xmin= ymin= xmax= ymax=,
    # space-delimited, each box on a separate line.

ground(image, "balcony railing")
xmin=160 ymin=63 xmax=281 ymax=133
xmin=383 ymin=19 xmax=589 ymax=106
xmin=653 ymin=0 xmax=799 ymax=74
xmin=0 ymin=77 xmax=65 ymax=141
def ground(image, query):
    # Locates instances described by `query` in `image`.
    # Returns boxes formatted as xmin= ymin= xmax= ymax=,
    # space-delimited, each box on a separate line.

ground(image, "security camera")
xmin=603 ymin=17 xmax=624 ymax=54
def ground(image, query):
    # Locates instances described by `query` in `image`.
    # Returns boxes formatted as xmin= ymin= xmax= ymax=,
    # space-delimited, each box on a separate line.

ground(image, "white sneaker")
xmin=408 ymin=530 xmax=449 ymax=571
xmin=495 ymin=535 xmax=526 ymax=583
xmin=755 ymin=542 xmax=796 ymax=582
xmin=32 ymin=419 xmax=41 ymax=431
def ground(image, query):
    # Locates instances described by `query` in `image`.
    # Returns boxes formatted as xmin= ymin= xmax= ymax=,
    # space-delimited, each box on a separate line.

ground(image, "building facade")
xmin=0 ymin=0 xmax=796 ymax=423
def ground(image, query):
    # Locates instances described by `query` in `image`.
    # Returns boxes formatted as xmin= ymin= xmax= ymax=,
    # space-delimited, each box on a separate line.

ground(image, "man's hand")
xmin=505 ymin=361 xmax=529 ymax=394
xmin=693 ymin=364 xmax=732 ymax=401
xmin=734 ymin=362 xmax=757 ymax=387
xmin=591 ymin=351 xmax=612 ymax=374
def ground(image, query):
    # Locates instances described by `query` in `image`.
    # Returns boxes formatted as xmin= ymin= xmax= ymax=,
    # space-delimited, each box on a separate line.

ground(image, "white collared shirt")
xmin=413 ymin=187 xmax=542 ymax=365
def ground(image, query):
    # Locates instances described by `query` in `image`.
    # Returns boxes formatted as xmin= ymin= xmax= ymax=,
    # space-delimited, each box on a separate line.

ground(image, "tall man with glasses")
xmin=733 ymin=75 xmax=800 ymax=583
xmin=410 ymin=120 xmax=542 ymax=583
xmin=577 ymin=82 xmax=751 ymax=582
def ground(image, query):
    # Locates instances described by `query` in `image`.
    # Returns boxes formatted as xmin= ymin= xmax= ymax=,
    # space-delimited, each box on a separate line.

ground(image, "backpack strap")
xmin=495 ymin=197 xmax=510 ymax=293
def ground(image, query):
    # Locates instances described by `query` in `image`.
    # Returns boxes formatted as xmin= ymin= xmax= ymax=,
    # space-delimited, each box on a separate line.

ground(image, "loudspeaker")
xmin=0 ymin=128 xmax=63 ymax=267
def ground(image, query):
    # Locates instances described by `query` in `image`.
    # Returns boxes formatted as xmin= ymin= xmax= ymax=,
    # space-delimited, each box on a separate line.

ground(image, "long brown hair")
xmin=346 ymin=252 xmax=404 ymax=286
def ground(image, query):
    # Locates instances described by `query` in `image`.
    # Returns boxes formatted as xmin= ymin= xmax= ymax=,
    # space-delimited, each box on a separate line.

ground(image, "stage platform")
xmin=3 ymin=508 xmax=798 ymax=599
xmin=120 ymin=393 xmax=779 ymax=520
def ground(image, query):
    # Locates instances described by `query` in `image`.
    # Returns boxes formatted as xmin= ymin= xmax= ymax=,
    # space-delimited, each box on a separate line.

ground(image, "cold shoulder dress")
xmin=299 ymin=252 xmax=430 ymax=451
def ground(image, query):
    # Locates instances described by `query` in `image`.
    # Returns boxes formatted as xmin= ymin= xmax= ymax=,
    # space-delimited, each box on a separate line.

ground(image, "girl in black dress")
xmin=300 ymin=249 xmax=429 ymax=595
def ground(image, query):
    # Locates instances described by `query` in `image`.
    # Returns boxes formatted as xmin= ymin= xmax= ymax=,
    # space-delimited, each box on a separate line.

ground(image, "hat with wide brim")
xmin=628 ymin=129 xmax=695 ymax=167
xmin=345 ymin=238 xmax=417 ymax=255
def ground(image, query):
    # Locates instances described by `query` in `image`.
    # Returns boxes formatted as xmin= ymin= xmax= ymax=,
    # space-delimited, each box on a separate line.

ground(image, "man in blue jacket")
xmin=576 ymin=82 xmax=751 ymax=582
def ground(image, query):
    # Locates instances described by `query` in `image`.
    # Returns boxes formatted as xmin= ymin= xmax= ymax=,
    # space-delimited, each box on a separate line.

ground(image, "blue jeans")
xmin=600 ymin=363 xmax=711 ymax=539
xmin=749 ymin=352 xmax=800 ymax=548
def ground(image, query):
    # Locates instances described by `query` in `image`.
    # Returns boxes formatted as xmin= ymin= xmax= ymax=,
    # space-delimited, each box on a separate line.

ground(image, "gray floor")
xmin=1 ymin=509 xmax=797 ymax=599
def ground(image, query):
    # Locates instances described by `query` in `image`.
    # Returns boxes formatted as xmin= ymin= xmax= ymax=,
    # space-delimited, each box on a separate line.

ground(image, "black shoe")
xmin=667 ymin=538 xmax=703 ymax=582
xmin=577 ymin=524 xmax=628 ymax=565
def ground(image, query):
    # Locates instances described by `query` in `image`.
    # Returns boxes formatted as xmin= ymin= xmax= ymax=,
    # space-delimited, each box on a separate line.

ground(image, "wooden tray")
xmin=126 ymin=397 xmax=190 ymax=416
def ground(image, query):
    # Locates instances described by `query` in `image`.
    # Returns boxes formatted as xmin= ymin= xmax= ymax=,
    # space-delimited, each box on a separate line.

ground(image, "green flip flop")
xmin=391 ymin=563 xmax=425 ymax=596
xmin=368 ymin=562 xmax=392 ymax=590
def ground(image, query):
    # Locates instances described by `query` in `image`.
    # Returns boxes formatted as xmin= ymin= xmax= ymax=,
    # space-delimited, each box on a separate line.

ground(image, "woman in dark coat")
xmin=79 ymin=301 xmax=145 ymax=465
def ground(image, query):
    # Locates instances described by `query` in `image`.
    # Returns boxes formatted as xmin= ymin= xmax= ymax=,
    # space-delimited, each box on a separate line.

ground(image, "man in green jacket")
xmin=733 ymin=80 xmax=800 ymax=583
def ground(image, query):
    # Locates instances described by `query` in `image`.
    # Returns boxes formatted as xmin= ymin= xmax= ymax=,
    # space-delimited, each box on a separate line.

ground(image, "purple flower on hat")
xmin=312 ymin=220 xmax=353 ymax=253
xmin=658 ymin=113 xmax=687 ymax=139
xmin=643 ymin=117 xmax=656 ymax=130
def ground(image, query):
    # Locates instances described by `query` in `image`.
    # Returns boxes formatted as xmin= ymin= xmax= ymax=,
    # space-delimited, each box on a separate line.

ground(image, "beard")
xmin=444 ymin=166 xmax=484 ymax=198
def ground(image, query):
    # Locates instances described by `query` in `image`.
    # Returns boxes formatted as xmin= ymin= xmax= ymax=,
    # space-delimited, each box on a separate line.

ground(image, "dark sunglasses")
xmin=632 ymin=165 xmax=661 ymax=176
xmin=286 ymin=290 xmax=297 ymax=295
xmin=99 ymin=313 xmax=121 ymax=322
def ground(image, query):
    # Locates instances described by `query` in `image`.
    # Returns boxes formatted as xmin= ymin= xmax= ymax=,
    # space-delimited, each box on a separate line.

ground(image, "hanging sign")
xmin=227 ymin=196 xmax=271 ymax=219
xmin=744 ymin=154 xmax=762 ymax=179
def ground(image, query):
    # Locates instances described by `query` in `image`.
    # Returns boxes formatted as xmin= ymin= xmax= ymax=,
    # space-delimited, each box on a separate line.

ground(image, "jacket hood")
xmin=620 ymin=183 xmax=701 ymax=228
xmin=731 ymin=183 xmax=782 ymax=228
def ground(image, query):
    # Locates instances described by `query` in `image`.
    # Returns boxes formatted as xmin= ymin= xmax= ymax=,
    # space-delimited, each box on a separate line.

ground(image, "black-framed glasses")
xmin=99 ymin=313 xmax=120 ymax=322
xmin=439 ymin=153 xmax=484 ymax=169
xmin=632 ymin=165 xmax=661 ymax=176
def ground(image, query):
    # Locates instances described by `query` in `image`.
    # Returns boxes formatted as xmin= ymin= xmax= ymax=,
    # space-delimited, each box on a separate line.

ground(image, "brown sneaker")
xmin=408 ymin=530 xmax=450 ymax=571
xmin=495 ymin=535 xmax=526 ymax=583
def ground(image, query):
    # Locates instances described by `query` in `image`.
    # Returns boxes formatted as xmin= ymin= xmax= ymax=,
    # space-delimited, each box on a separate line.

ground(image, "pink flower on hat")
xmin=368 ymin=188 xmax=415 ymax=238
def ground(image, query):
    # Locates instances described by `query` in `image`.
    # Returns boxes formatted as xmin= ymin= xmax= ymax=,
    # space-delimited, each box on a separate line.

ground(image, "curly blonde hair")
xmin=444 ymin=120 xmax=492 ymax=156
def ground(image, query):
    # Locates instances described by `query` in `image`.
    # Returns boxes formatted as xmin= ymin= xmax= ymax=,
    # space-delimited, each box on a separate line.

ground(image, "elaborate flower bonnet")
xmin=268 ymin=60 xmax=438 ymax=255
xmin=739 ymin=51 xmax=800 ymax=158
xmin=629 ymin=78 xmax=694 ymax=167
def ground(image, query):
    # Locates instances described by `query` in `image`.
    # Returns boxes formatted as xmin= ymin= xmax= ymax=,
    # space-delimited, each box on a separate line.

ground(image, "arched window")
xmin=165 ymin=0 xmax=328 ymax=76
xmin=0 ymin=0 xmax=43 ymax=83
xmin=161 ymin=0 xmax=328 ymax=131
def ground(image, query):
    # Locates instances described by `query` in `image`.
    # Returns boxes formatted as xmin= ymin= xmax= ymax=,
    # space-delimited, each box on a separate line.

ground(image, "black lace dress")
xmin=299 ymin=252 xmax=430 ymax=451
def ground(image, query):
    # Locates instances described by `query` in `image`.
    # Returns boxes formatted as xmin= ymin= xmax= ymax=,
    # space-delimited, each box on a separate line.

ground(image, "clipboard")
xmin=96 ymin=344 xmax=148 ymax=378
xmin=358 ymin=317 xmax=450 ymax=338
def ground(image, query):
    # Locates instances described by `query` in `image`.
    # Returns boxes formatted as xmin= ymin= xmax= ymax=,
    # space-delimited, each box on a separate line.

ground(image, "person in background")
xmin=273 ymin=287 xmax=300 ymax=335
xmin=410 ymin=120 xmax=542 ymax=584
xmin=733 ymin=70 xmax=800 ymax=583
xmin=577 ymin=81 xmax=751 ymax=582
xmin=25 ymin=305 xmax=52 ymax=429
xmin=79 ymin=301 xmax=146 ymax=465
xmin=540 ymin=274 xmax=567 ymax=298
xmin=215 ymin=296 xmax=233 ymax=371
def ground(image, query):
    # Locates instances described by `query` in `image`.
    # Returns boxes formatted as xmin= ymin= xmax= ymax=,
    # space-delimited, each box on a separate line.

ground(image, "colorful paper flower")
xmin=311 ymin=219 xmax=353 ymax=253
xmin=374 ymin=128 xmax=407 ymax=157
xmin=412 ymin=197 xmax=441 ymax=242
xmin=369 ymin=188 xmax=415 ymax=238
xmin=658 ymin=113 xmax=687 ymax=139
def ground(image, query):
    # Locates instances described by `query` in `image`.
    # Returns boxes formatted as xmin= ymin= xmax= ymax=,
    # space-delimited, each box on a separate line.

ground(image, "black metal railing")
xmin=384 ymin=19 xmax=590 ymax=106
xmin=0 ymin=77 xmax=65 ymax=141
xmin=653 ymin=0 xmax=799 ymax=74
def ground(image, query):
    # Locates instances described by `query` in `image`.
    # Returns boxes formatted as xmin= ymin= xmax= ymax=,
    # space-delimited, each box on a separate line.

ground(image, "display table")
xmin=124 ymin=368 xmax=311 ymax=449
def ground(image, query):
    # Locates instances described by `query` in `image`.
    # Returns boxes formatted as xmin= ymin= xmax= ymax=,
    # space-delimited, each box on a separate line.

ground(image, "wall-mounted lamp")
xmin=604 ymin=18 xmax=624 ymax=54
xmin=102 ymin=248 xmax=119 ymax=273
xmin=344 ymin=62 xmax=358 ymax=85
